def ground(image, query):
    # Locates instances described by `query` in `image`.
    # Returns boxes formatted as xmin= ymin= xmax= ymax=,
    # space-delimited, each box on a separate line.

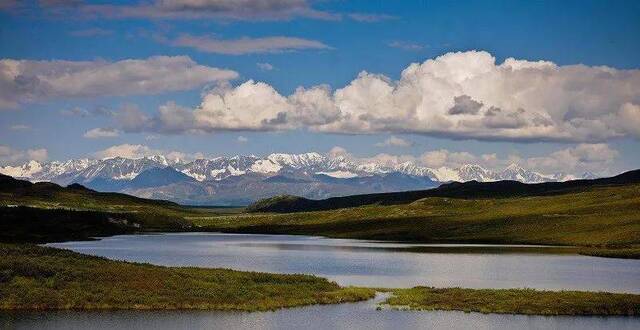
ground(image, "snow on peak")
xmin=0 ymin=160 xmax=43 ymax=178
xmin=316 ymin=170 xmax=358 ymax=178
xmin=250 ymin=159 xmax=282 ymax=174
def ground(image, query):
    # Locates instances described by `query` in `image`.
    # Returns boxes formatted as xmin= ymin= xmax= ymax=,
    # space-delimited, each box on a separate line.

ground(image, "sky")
xmin=1 ymin=0 xmax=639 ymax=176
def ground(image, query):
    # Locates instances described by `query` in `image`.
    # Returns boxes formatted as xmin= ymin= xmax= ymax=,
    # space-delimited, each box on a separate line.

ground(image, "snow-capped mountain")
xmin=0 ymin=152 xmax=599 ymax=205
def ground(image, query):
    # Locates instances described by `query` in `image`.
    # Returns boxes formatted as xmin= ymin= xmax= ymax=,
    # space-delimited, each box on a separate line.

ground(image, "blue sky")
xmin=1 ymin=0 xmax=639 ymax=175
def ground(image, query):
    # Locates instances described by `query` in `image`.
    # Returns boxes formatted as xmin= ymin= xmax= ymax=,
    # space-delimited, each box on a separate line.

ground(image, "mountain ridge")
xmin=0 ymin=152 xmax=606 ymax=205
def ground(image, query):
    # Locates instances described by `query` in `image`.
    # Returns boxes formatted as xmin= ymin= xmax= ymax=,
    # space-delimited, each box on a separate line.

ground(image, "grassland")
xmin=384 ymin=287 xmax=640 ymax=316
xmin=0 ymin=244 xmax=374 ymax=311
xmin=193 ymin=184 xmax=640 ymax=257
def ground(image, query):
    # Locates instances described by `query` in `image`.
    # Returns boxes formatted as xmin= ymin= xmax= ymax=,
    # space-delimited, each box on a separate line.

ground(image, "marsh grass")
xmin=0 ymin=244 xmax=374 ymax=311
xmin=385 ymin=287 xmax=640 ymax=316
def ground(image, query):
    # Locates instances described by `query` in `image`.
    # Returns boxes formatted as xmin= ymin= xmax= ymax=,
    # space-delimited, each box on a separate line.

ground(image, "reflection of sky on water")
xmin=3 ymin=293 xmax=640 ymax=330
xmin=48 ymin=232 xmax=640 ymax=292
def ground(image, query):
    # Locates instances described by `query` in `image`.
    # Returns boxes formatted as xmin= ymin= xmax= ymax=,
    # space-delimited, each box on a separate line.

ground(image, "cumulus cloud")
xmin=167 ymin=34 xmax=330 ymax=55
xmin=448 ymin=95 xmax=483 ymax=115
xmin=420 ymin=149 xmax=477 ymax=168
xmin=0 ymin=56 xmax=237 ymax=109
xmin=93 ymin=143 xmax=203 ymax=162
xmin=336 ymin=143 xmax=621 ymax=177
xmin=0 ymin=145 xmax=48 ymax=165
xmin=328 ymin=146 xmax=349 ymax=158
xmin=83 ymin=127 xmax=120 ymax=139
xmin=78 ymin=0 xmax=339 ymax=21
xmin=375 ymin=136 xmax=412 ymax=147
xmin=418 ymin=144 xmax=620 ymax=175
xmin=523 ymin=143 xmax=620 ymax=175
xmin=101 ymin=51 xmax=640 ymax=143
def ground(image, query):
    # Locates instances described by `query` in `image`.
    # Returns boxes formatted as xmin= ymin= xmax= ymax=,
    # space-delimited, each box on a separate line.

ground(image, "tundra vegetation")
xmin=1 ymin=173 xmax=640 ymax=315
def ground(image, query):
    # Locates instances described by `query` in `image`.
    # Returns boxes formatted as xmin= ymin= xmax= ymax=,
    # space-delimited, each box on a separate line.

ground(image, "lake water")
xmin=47 ymin=232 xmax=640 ymax=292
xmin=6 ymin=232 xmax=636 ymax=329
xmin=3 ymin=293 xmax=640 ymax=330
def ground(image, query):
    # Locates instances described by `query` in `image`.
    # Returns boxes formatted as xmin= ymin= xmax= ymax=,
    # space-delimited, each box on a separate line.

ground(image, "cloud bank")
xmin=79 ymin=0 xmax=339 ymax=21
xmin=115 ymin=51 xmax=640 ymax=143
xmin=339 ymin=143 xmax=620 ymax=177
xmin=169 ymin=34 xmax=330 ymax=55
xmin=93 ymin=143 xmax=202 ymax=162
xmin=0 ymin=145 xmax=48 ymax=165
xmin=83 ymin=127 xmax=120 ymax=139
xmin=0 ymin=56 xmax=237 ymax=109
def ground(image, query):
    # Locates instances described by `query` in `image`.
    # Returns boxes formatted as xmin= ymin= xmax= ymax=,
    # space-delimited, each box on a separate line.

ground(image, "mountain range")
xmin=0 ymin=152 xmax=598 ymax=205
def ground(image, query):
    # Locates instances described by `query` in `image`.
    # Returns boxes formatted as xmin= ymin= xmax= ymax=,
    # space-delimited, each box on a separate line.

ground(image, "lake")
xmin=6 ymin=232 xmax=636 ymax=329
xmin=47 ymin=232 xmax=640 ymax=292
xmin=3 ymin=293 xmax=640 ymax=330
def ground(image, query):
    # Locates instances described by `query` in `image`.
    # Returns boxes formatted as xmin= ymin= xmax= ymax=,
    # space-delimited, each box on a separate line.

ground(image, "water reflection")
xmin=47 ymin=233 xmax=640 ymax=293
xmin=3 ymin=294 xmax=639 ymax=330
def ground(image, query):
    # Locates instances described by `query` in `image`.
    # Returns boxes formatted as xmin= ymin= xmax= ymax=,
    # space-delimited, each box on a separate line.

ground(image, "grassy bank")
xmin=0 ymin=244 xmax=374 ymax=311
xmin=385 ymin=287 xmax=640 ymax=316
xmin=194 ymin=184 xmax=640 ymax=252
xmin=579 ymin=247 xmax=640 ymax=259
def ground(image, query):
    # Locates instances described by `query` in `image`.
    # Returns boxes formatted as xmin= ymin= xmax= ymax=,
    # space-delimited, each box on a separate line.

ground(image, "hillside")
xmin=247 ymin=169 xmax=640 ymax=213
xmin=0 ymin=173 xmax=191 ymax=232
xmin=197 ymin=182 xmax=640 ymax=252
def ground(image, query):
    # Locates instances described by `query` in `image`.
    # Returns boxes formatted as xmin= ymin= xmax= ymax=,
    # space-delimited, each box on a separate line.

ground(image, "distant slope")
xmin=0 ymin=206 xmax=139 ymax=243
xmin=0 ymin=173 xmax=177 ymax=207
xmin=247 ymin=169 xmax=640 ymax=213
xmin=0 ymin=173 xmax=190 ymax=231
xmin=198 ymin=183 xmax=640 ymax=248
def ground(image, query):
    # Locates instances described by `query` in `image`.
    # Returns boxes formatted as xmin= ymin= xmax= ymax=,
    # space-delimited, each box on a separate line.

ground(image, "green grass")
xmin=579 ymin=247 xmax=640 ymax=259
xmin=384 ymin=287 xmax=640 ymax=316
xmin=0 ymin=244 xmax=374 ymax=311
xmin=194 ymin=184 xmax=640 ymax=251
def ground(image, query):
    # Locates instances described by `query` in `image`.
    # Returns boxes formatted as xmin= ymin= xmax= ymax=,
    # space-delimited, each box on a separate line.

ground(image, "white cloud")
xmin=420 ymin=150 xmax=476 ymax=168
xmin=237 ymin=136 xmax=249 ymax=143
xmin=257 ymin=62 xmax=275 ymax=71
xmin=169 ymin=34 xmax=330 ymax=55
xmin=93 ymin=143 xmax=203 ymax=163
xmin=83 ymin=127 xmax=120 ymax=139
xmin=113 ymin=104 xmax=155 ymax=133
xmin=0 ymin=56 xmax=238 ymax=109
xmin=523 ymin=143 xmax=620 ymax=175
xmin=337 ymin=143 xmax=621 ymax=176
xmin=328 ymin=146 xmax=349 ymax=158
xmin=375 ymin=136 xmax=412 ymax=147
xmin=9 ymin=124 xmax=30 ymax=130
xmin=107 ymin=50 xmax=640 ymax=143
xmin=387 ymin=41 xmax=424 ymax=51
xmin=0 ymin=145 xmax=48 ymax=165
xmin=79 ymin=0 xmax=339 ymax=21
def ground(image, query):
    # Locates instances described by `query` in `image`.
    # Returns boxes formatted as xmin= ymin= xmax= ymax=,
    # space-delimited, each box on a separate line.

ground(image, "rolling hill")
xmin=247 ymin=169 xmax=640 ymax=213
